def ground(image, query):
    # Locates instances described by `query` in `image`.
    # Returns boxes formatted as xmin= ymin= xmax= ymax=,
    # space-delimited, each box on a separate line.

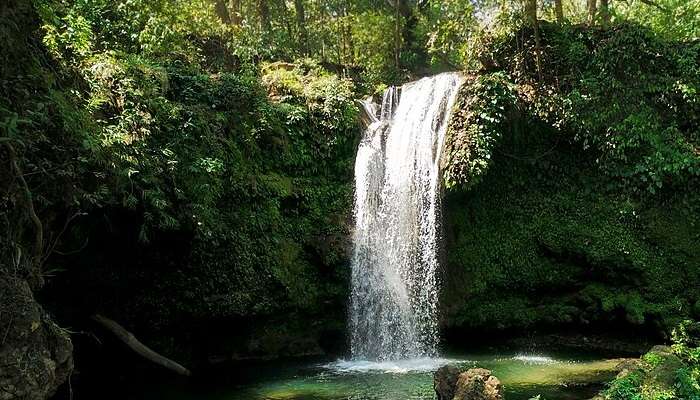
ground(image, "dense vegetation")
xmin=603 ymin=321 xmax=700 ymax=399
xmin=443 ymin=21 xmax=699 ymax=332
xmin=1 ymin=0 xmax=699 ymax=398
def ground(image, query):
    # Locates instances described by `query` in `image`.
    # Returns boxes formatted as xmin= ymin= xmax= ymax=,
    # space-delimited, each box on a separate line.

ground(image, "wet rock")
xmin=0 ymin=276 xmax=73 ymax=400
xmin=453 ymin=368 xmax=503 ymax=400
xmin=434 ymin=364 xmax=462 ymax=400
xmin=435 ymin=366 xmax=504 ymax=400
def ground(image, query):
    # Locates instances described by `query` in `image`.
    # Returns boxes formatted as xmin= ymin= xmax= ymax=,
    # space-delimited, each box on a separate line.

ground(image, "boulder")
xmin=434 ymin=364 xmax=462 ymax=400
xmin=453 ymin=368 xmax=503 ymax=400
xmin=0 ymin=276 xmax=73 ymax=400
xmin=647 ymin=348 xmax=684 ymax=387
xmin=590 ymin=346 xmax=689 ymax=400
xmin=435 ymin=366 xmax=504 ymax=400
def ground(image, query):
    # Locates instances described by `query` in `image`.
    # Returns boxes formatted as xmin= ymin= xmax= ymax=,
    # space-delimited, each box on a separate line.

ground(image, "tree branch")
xmin=4 ymin=142 xmax=44 ymax=273
xmin=92 ymin=314 xmax=192 ymax=376
xmin=42 ymin=211 xmax=84 ymax=265
xmin=638 ymin=0 xmax=668 ymax=11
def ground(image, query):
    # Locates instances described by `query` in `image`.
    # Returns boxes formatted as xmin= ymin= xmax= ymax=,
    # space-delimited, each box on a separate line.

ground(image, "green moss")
xmin=445 ymin=142 xmax=698 ymax=331
xmin=603 ymin=340 xmax=699 ymax=400
xmin=442 ymin=23 xmax=700 ymax=335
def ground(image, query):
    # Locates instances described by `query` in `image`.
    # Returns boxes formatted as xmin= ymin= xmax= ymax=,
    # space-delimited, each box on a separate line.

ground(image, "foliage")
xmin=36 ymin=0 xmax=229 ymax=64
xmin=614 ymin=0 xmax=700 ymax=41
xmin=2 ymin=0 xmax=360 ymax=351
xmin=1 ymin=0 xmax=97 ymax=289
xmin=3 ymin=0 xmax=700 ymax=364
xmin=606 ymin=370 xmax=645 ymax=400
xmin=349 ymin=10 xmax=398 ymax=84
xmin=444 ymin=142 xmax=700 ymax=331
xmin=416 ymin=0 xmax=479 ymax=68
xmin=536 ymin=25 xmax=700 ymax=195
xmin=30 ymin=0 xmax=700 ymax=87
xmin=445 ymin=22 xmax=700 ymax=195
xmin=443 ymin=24 xmax=700 ymax=332
xmin=672 ymin=320 xmax=700 ymax=398
xmin=443 ymin=72 xmax=517 ymax=189
xmin=66 ymin=56 xmax=358 ymax=321
xmin=603 ymin=322 xmax=700 ymax=400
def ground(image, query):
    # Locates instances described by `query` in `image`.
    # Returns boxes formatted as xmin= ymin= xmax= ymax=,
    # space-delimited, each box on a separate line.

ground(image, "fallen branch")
xmin=92 ymin=314 xmax=192 ymax=376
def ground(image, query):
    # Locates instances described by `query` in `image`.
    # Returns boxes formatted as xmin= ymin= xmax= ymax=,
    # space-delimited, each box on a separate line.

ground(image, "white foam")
xmin=323 ymin=357 xmax=458 ymax=374
xmin=511 ymin=354 xmax=558 ymax=364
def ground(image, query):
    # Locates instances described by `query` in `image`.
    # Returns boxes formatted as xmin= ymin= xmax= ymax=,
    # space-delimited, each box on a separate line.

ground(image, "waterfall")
xmin=350 ymin=73 xmax=463 ymax=361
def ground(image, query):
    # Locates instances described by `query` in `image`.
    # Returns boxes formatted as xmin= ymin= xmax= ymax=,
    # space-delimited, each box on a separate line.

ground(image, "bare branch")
xmin=92 ymin=314 xmax=192 ymax=376
xmin=3 ymin=142 xmax=43 ymax=272
xmin=42 ymin=211 xmax=85 ymax=265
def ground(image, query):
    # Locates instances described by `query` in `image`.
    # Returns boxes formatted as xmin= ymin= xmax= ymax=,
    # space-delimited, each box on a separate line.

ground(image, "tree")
xmin=587 ymin=0 xmax=597 ymax=24
xmin=599 ymin=0 xmax=611 ymax=25
xmin=230 ymin=0 xmax=242 ymax=26
xmin=258 ymin=0 xmax=271 ymax=32
xmin=523 ymin=0 xmax=543 ymax=80
xmin=554 ymin=0 xmax=564 ymax=22
xmin=214 ymin=0 xmax=231 ymax=23
xmin=393 ymin=0 xmax=401 ymax=69
xmin=294 ymin=0 xmax=309 ymax=53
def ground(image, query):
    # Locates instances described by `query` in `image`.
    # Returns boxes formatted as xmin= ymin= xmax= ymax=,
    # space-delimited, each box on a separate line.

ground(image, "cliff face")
xmin=441 ymin=133 xmax=700 ymax=335
xmin=439 ymin=23 xmax=700 ymax=338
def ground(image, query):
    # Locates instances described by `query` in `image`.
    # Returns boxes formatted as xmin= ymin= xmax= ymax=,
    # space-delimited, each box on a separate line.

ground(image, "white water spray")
xmin=349 ymin=73 xmax=463 ymax=361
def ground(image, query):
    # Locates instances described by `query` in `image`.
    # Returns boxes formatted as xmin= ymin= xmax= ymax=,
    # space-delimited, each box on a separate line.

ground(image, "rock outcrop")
xmin=435 ymin=365 xmax=504 ymax=400
xmin=591 ymin=345 xmax=690 ymax=400
xmin=435 ymin=364 xmax=462 ymax=400
xmin=0 ymin=276 xmax=73 ymax=400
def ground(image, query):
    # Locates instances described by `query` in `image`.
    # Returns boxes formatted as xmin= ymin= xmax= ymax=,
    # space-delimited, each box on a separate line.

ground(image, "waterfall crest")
xmin=350 ymin=73 xmax=463 ymax=361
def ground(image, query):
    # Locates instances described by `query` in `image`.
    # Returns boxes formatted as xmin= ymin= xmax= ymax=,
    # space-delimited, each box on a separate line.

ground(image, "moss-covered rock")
xmin=442 ymin=141 xmax=699 ymax=333
xmin=599 ymin=344 xmax=699 ymax=400
xmin=441 ymin=23 xmax=700 ymax=337
xmin=0 ymin=276 xmax=73 ymax=400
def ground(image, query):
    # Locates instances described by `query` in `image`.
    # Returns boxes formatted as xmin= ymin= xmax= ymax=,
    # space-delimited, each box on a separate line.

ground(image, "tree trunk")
xmin=278 ymin=0 xmax=293 ymax=40
xmin=587 ymin=0 xmax=597 ymax=25
xmin=393 ymin=0 xmax=401 ymax=70
xmin=554 ymin=0 xmax=564 ymax=22
xmin=92 ymin=314 xmax=192 ymax=376
xmin=599 ymin=0 xmax=610 ymax=25
xmin=397 ymin=0 xmax=416 ymax=69
xmin=294 ymin=0 xmax=308 ymax=54
xmin=229 ymin=0 xmax=241 ymax=26
xmin=214 ymin=0 xmax=231 ymax=24
xmin=523 ymin=0 xmax=543 ymax=81
xmin=258 ymin=0 xmax=271 ymax=32
xmin=344 ymin=0 xmax=354 ymax=66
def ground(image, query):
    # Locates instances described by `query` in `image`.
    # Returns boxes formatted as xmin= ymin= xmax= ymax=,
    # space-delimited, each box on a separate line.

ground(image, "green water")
xmin=125 ymin=352 xmax=623 ymax=400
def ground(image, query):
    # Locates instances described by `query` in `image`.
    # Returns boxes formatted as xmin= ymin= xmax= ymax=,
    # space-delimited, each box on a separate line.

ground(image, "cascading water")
xmin=350 ymin=72 xmax=463 ymax=361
